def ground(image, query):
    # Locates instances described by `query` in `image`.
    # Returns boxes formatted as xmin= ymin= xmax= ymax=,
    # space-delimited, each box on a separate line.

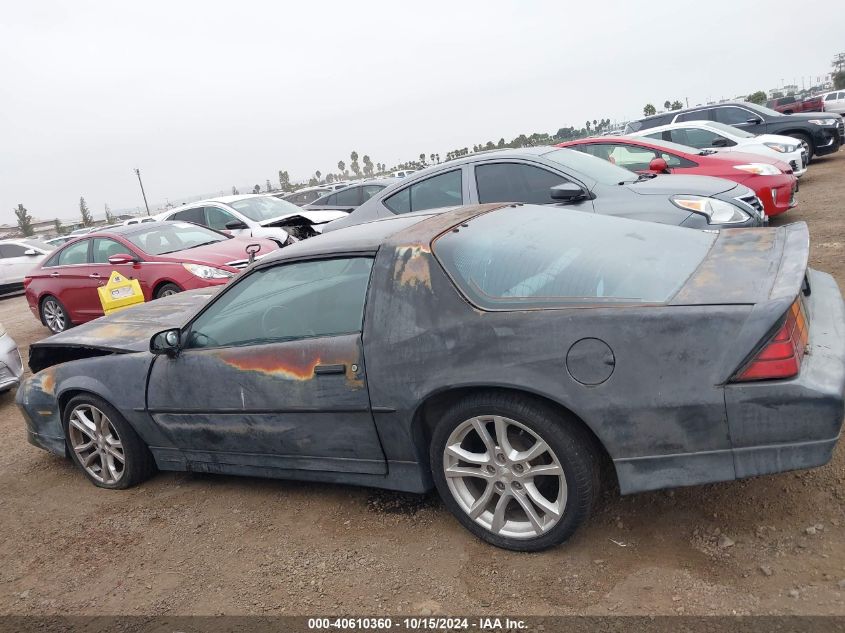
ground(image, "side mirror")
xmin=225 ymin=220 xmax=248 ymax=230
xmin=150 ymin=328 xmax=182 ymax=357
xmin=24 ymin=249 xmax=38 ymax=256
xmin=647 ymin=157 xmax=669 ymax=173
xmin=550 ymin=182 xmax=588 ymax=202
xmin=710 ymin=138 xmax=729 ymax=147
xmin=746 ymin=117 xmax=762 ymax=124
xmin=108 ymin=253 xmax=137 ymax=265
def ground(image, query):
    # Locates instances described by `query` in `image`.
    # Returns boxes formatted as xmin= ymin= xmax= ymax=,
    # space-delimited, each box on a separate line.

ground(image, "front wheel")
xmin=154 ymin=283 xmax=182 ymax=299
xmin=430 ymin=393 xmax=599 ymax=551
xmin=64 ymin=394 xmax=156 ymax=489
xmin=788 ymin=132 xmax=814 ymax=162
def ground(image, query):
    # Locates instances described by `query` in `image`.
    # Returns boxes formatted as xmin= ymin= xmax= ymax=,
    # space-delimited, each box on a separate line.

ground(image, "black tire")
xmin=63 ymin=393 xmax=156 ymax=490
xmin=788 ymin=132 xmax=814 ymax=162
xmin=40 ymin=295 xmax=71 ymax=334
xmin=430 ymin=392 xmax=600 ymax=552
xmin=154 ymin=283 xmax=182 ymax=299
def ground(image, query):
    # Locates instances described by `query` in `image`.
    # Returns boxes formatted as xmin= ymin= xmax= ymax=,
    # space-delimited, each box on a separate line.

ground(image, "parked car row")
xmin=624 ymin=100 xmax=843 ymax=161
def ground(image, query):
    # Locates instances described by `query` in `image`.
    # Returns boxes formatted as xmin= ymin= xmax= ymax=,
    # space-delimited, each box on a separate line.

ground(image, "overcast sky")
xmin=1 ymin=0 xmax=841 ymax=224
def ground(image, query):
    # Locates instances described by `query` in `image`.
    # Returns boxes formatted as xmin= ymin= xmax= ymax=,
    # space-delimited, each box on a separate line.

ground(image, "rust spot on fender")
xmin=394 ymin=245 xmax=432 ymax=289
xmin=35 ymin=369 xmax=56 ymax=396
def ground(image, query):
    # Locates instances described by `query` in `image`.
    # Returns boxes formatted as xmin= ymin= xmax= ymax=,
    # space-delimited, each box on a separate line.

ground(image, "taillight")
xmin=734 ymin=299 xmax=808 ymax=382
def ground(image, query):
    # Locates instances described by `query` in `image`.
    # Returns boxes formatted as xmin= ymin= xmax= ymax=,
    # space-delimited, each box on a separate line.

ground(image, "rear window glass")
xmin=433 ymin=206 xmax=715 ymax=309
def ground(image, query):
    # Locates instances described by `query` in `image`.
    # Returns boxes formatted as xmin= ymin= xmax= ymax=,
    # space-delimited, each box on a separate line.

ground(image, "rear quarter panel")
xmin=362 ymin=235 xmax=751 ymax=493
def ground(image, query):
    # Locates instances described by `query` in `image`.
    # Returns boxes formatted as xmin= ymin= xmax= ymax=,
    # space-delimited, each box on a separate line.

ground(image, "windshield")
xmin=742 ymin=102 xmax=782 ymax=118
xmin=541 ymin=147 xmax=638 ymax=185
xmin=229 ymin=196 xmax=303 ymax=222
xmin=434 ymin=205 xmax=715 ymax=309
xmin=127 ymin=222 xmax=226 ymax=255
xmin=703 ymin=121 xmax=755 ymax=138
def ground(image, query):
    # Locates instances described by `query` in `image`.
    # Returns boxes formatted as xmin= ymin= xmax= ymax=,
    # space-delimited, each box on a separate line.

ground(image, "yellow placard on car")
xmin=97 ymin=271 xmax=145 ymax=315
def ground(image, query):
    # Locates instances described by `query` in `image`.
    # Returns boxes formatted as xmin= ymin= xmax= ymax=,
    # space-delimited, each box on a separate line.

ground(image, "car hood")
xmin=28 ymin=288 xmax=218 ymax=371
xmin=155 ymin=237 xmax=278 ymax=268
xmin=773 ymin=112 xmax=840 ymax=123
xmin=624 ymin=174 xmax=738 ymax=196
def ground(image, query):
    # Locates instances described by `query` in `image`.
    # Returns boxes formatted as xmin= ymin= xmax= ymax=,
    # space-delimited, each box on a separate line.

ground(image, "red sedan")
xmin=25 ymin=221 xmax=279 ymax=333
xmin=557 ymin=136 xmax=798 ymax=217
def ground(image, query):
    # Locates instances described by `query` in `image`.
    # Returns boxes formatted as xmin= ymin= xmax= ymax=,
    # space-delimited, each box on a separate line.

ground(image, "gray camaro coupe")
xmin=17 ymin=203 xmax=845 ymax=551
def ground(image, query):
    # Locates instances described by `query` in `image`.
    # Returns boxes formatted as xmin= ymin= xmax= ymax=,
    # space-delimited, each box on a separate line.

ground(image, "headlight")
xmin=808 ymin=119 xmax=839 ymax=126
xmin=182 ymin=263 xmax=234 ymax=279
xmin=732 ymin=163 xmax=781 ymax=176
xmin=762 ymin=142 xmax=797 ymax=153
xmin=670 ymin=195 xmax=750 ymax=224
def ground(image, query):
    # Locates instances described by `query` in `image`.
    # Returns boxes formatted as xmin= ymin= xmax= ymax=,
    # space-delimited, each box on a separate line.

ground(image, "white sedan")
xmin=0 ymin=239 xmax=54 ymax=295
xmin=157 ymin=194 xmax=348 ymax=244
xmin=630 ymin=120 xmax=808 ymax=177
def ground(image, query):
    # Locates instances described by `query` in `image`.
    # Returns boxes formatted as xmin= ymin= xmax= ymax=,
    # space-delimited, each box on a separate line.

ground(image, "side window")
xmin=676 ymin=109 xmax=713 ymax=122
xmin=668 ymin=128 xmax=733 ymax=149
xmin=385 ymin=170 xmax=463 ymax=214
xmin=475 ymin=163 xmax=568 ymax=204
xmin=335 ymin=186 xmax=362 ymax=206
xmin=658 ymin=152 xmax=696 ymax=168
xmin=603 ymin=144 xmax=656 ymax=171
xmin=205 ymin=207 xmax=237 ymax=231
xmin=187 ymin=257 xmax=374 ymax=348
xmin=57 ymin=240 xmax=90 ymax=266
xmin=91 ymin=238 xmax=132 ymax=264
xmin=170 ymin=207 xmax=205 ymax=225
xmin=714 ymin=107 xmax=752 ymax=125
xmin=0 ymin=244 xmax=29 ymax=258
xmin=825 ymin=93 xmax=837 ymax=101
xmin=362 ymin=185 xmax=383 ymax=201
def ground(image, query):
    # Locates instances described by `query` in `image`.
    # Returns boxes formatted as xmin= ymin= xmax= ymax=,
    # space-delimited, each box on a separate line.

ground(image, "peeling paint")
xmin=394 ymin=245 xmax=432 ymax=289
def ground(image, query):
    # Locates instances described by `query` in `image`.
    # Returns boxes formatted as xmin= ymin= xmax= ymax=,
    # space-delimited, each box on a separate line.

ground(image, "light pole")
xmin=134 ymin=168 xmax=150 ymax=216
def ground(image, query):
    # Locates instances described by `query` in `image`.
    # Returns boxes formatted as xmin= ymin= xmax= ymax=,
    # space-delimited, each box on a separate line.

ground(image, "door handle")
xmin=314 ymin=364 xmax=346 ymax=375
xmin=50 ymin=271 xmax=60 ymax=277
xmin=88 ymin=273 xmax=100 ymax=279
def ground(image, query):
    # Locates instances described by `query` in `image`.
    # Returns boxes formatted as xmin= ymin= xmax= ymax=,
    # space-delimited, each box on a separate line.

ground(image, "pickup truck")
xmin=766 ymin=95 xmax=823 ymax=114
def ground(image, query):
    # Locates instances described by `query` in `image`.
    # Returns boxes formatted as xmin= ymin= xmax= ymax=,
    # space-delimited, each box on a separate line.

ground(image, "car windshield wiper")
xmin=186 ymin=240 xmax=223 ymax=249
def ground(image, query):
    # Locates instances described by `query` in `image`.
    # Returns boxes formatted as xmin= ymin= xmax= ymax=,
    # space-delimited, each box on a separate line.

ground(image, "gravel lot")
xmin=1 ymin=151 xmax=844 ymax=617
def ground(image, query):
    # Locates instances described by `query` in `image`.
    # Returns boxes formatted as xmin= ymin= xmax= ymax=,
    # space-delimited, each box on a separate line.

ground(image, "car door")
xmin=713 ymin=105 xmax=765 ymax=133
xmin=204 ymin=205 xmax=249 ymax=238
xmin=472 ymin=160 xmax=594 ymax=211
xmin=45 ymin=239 xmax=103 ymax=319
xmin=146 ymin=256 xmax=386 ymax=475
xmin=88 ymin=237 xmax=152 ymax=301
xmin=0 ymin=243 xmax=43 ymax=289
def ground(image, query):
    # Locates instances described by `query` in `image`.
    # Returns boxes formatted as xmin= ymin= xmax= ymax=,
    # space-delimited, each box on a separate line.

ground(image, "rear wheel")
xmin=430 ymin=393 xmax=599 ymax=551
xmin=154 ymin=283 xmax=182 ymax=299
xmin=40 ymin=295 xmax=70 ymax=334
xmin=63 ymin=394 xmax=155 ymax=489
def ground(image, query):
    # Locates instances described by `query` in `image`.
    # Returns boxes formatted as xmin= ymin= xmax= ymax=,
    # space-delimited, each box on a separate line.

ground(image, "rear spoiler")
xmin=770 ymin=222 xmax=810 ymax=300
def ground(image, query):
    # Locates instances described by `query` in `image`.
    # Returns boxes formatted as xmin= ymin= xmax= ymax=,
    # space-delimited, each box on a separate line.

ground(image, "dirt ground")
xmin=1 ymin=151 xmax=844 ymax=617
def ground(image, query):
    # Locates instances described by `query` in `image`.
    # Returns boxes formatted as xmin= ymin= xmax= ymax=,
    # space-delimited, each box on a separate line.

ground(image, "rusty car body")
xmin=17 ymin=203 xmax=845 ymax=551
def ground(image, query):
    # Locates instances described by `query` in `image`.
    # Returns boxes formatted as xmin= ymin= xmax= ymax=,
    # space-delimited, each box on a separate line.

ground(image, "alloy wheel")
xmin=443 ymin=415 xmax=566 ymax=539
xmin=42 ymin=299 xmax=66 ymax=333
xmin=67 ymin=404 xmax=125 ymax=484
xmin=159 ymin=288 xmax=179 ymax=297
